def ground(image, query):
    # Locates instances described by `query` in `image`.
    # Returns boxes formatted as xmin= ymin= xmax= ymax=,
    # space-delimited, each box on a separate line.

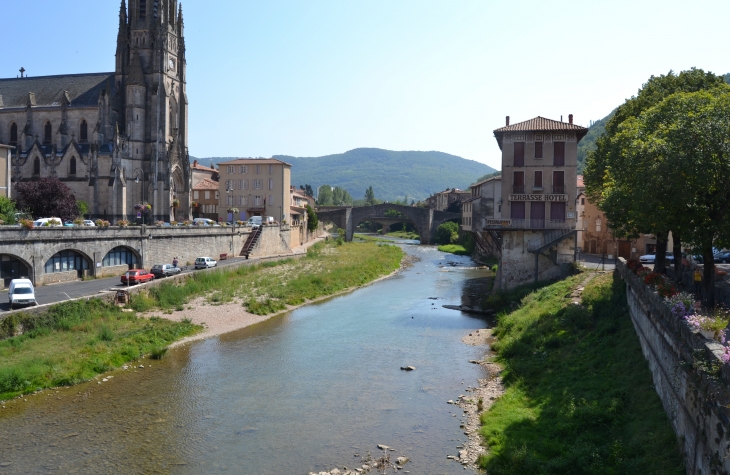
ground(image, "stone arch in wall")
xmin=0 ymin=253 xmax=32 ymax=287
xmin=44 ymin=248 xmax=92 ymax=278
xmin=171 ymin=164 xmax=186 ymax=221
xmin=101 ymin=245 xmax=140 ymax=268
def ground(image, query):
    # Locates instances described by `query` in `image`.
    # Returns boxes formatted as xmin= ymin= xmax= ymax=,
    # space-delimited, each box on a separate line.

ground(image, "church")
xmin=0 ymin=0 xmax=192 ymax=222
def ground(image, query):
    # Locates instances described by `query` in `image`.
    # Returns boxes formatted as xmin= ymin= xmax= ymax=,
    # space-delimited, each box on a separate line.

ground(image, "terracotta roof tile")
xmin=577 ymin=175 xmax=584 ymax=188
xmin=493 ymin=116 xmax=588 ymax=133
xmin=193 ymin=178 xmax=219 ymax=191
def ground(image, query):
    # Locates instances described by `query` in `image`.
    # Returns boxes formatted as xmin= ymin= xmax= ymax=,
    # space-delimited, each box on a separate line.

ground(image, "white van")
xmin=246 ymin=216 xmax=262 ymax=228
xmin=8 ymin=278 xmax=37 ymax=309
xmin=33 ymin=217 xmax=62 ymax=227
xmin=193 ymin=218 xmax=216 ymax=226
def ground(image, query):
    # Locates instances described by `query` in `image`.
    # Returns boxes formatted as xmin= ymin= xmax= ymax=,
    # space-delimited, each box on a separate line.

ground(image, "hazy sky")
xmin=3 ymin=1 xmax=729 ymax=170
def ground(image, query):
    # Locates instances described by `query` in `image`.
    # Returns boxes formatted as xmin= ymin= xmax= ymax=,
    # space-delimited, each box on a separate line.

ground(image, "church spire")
xmin=119 ymin=0 xmax=127 ymax=27
xmin=177 ymin=3 xmax=184 ymax=35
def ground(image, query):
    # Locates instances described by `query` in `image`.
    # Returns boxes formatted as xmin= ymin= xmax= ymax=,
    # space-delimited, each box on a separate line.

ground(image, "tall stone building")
xmin=0 ymin=0 xmax=191 ymax=222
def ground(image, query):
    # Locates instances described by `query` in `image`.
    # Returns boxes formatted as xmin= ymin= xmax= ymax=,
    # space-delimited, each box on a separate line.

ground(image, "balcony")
xmin=512 ymin=185 xmax=525 ymax=194
xmin=484 ymin=218 xmax=576 ymax=231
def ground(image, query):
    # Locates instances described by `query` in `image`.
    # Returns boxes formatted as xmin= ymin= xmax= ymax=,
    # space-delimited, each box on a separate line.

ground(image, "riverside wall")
xmin=617 ymin=258 xmax=730 ymax=474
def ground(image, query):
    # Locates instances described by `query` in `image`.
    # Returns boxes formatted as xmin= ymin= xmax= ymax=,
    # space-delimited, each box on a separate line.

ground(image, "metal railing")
xmin=498 ymin=218 xmax=576 ymax=231
xmin=527 ymin=228 xmax=575 ymax=252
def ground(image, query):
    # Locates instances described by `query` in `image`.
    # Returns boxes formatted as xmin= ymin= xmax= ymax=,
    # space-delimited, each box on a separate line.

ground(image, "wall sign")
xmin=486 ymin=219 xmax=512 ymax=226
xmin=509 ymin=194 xmax=567 ymax=202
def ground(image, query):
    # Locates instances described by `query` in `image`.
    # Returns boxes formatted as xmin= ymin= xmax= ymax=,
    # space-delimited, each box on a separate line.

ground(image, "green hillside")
xmin=191 ymin=148 xmax=496 ymax=202
xmin=576 ymin=110 xmax=614 ymax=173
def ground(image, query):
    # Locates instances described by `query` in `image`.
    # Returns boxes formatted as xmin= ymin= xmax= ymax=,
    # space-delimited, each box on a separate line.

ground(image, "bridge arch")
xmin=102 ymin=246 xmax=140 ymax=268
xmin=44 ymin=249 xmax=92 ymax=278
xmin=0 ymin=253 xmax=32 ymax=287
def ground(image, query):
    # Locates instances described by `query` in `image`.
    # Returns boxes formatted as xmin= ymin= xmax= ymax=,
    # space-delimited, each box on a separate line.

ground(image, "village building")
xmin=462 ymin=175 xmax=503 ymax=256
xmin=191 ymin=159 xmax=218 ymax=187
xmin=217 ymin=158 xmax=292 ymax=223
xmin=0 ymin=0 xmax=192 ymax=222
xmin=488 ymin=115 xmax=588 ymax=289
xmin=0 ymin=145 xmax=11 ymax=199
xmin=192 ymin=178 xmax=219 ymax=221
xmin=425 ymin=188 xmax=470 ymax=211
xmin=290 ymin=186 xmax=314 ymax=226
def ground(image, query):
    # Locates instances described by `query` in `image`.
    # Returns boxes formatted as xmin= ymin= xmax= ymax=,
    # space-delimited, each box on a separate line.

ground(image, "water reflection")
xmin=0 ymin=244 xmax=493 ymax=474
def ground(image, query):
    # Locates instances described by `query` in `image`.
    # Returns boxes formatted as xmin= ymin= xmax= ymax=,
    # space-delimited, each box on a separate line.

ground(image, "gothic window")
xmin=79 ymin=120 xmax=88 ymax=142
xmin=33 ymin=157 xmax=40 ymax=175
xmin=140 ymin=0 xmax=147 ymax=20
xmin=43 ymin=121 xmax=52 ymax=144
xmin=70 ymin=157 xmax=77 ymax=175
xmin=9 ymin=122 xmax=17 ymax=145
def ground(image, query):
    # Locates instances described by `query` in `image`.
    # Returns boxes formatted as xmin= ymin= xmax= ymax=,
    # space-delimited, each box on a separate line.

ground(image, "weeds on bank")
xmin=129 ymin=241 xmax=403 ymax=316
xmin=437 ymin=244 xmax=471 ymax=255
xmin=479 ymin=273 xmax=684 ymax=474
xmin=0 ymin=299 xmax=198 ymax=400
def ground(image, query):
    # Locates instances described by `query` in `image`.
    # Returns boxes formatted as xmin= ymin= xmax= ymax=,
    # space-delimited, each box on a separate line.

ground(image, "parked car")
xmin=121 ymin=269 xmax=155 ymax=285
xmin=34 ymin=217 xmax=63 ymax=227
xmin=8 ymin=278 xmax=37 ymax=309
xmin=150 ymin=264 xmax=182 ymax=278
xmin=83 ymin=220 xmax=96 ymax=227
xmin=194 ymin=257 xmax=217 ymax=269
xmin=63 ymin=220 xmax=75 ymax=227
xmin=193 ymin=218 xmax=216 ymax=226
xmin=246 ymin=216 xmax=262 ymax=228
xmin=639 ymin=253 xmax=675 ymax=264
xmin=715 ymin=251 xmax=730 ymax=263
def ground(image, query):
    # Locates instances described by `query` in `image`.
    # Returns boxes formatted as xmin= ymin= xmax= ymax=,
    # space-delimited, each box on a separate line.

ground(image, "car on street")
xmin=83 ymin=220 xmax=96 ymax=227
xmin=194 ymin=257 xmax=217 ymax=269
xmin=715 ymin=251 xmax=730 ymax=263
xmin=121 ymin=269 xmax=155 ymax=285
xmin=150 ymin=264 xmax=182 ymax=278
xmin=639 ymin=253 xmax=675 ymax=264
xmin=8 ymin=279 xmax=37 ymax=309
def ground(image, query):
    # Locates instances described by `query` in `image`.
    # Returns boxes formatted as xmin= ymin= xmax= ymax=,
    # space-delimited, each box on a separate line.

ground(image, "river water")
xmin=0 ymin=241 xmax=493 ymax=474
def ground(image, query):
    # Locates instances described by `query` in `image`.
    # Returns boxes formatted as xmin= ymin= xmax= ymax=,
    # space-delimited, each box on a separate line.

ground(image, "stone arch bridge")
xmin=316 ymin=204 xmax=460 ymax=244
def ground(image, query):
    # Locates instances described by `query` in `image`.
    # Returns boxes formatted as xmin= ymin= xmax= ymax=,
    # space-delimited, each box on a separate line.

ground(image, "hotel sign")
xmin=509 ymin=194 xmax=567 ymax=202
xmin=486 ymin=219 xmax=512 ymax=226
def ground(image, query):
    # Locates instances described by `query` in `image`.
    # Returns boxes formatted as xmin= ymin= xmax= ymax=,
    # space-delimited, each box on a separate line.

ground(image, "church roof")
xmin=0 ymin=72 xmax=114 ymax=108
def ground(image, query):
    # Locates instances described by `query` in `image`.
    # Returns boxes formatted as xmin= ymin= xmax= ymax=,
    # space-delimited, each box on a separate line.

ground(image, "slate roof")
xmin=0 ymin=73 xmax=114 ymax=108
xmin=193 ymin=178 xmax=219 ymax=191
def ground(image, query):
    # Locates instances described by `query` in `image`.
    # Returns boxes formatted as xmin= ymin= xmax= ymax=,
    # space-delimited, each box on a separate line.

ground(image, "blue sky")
xmin=3 ymin=1 xmax=729 ymax=170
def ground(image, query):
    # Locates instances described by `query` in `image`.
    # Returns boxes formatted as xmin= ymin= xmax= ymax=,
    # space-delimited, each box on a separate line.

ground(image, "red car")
xmin=121 ymin=269 xmax=155 ymax=285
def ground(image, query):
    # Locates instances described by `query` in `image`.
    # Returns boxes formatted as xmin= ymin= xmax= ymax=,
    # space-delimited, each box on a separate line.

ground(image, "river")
xmin=0 ymin=240 xmax=493 ymax=474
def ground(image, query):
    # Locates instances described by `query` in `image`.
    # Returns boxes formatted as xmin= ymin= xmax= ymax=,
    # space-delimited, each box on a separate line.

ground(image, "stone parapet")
xmin=617 ymin=258 xmax=730 ymax=473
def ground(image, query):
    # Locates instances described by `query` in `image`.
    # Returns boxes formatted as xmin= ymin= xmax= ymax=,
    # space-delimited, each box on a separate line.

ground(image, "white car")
xmin=194 ymin=257 xmax=217 ymax=269
xmin=639 ymin=253 xmax=675 ymax=264
xmin=83 ymin=220 xmax=96 ymax=227
xmin=8 ymin=278 xmax=37 ymax=309
xmin=33 ymin=217 xmax=63 ymax=227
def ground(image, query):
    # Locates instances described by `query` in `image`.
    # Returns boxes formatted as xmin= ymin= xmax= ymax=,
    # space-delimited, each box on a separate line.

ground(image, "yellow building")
xmin=217 ymin=158 xmax=292 ymax=222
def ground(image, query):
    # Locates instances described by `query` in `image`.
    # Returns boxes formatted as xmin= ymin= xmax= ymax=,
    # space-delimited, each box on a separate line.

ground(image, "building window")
xmin=256 ymin=165 xmax=261 ymax=174
xmin=511 ymin=201 xmax=525 ymax=220
xmin=139 ymin=0 xmax=146 ymax=19
xmin=512 ymin=171 xmax=524 ymax=194
xmin=9 ymin=122 xmax=17 ymax=145
xmin=45 ymin=250 xmax=90 ymax=274
xmin=102 ymin=247 xmax=138 ymax=267
xmin=268 ymin=164 xmax=274 ymax=174
xmin=269 ymin=194 xmax=273 ymax=205
xmin=535 ymin=141 xmax=543 ymax=159
xmin=227 ymin=195 xmax=233 ymax=206
xmin=268 ymin=178 xmax=274 ymax=190
xmin=595 ymin=218 xmax=602 ymax=233
xmin=552 ymin=171 xmax=565 ymax=194
xmin=240 ymin=165 xmax=248 ymax=174
xmin=581 ymin=197 xmax=585 ymax=205
xmin=254 ymin=195 xmax=262 ymax=206
xmin=43 ymin=121 xmax=52 ymax=144
xmin=227 ymin=165 xmax=234 ymax=174
xmin=554 ymin=142 xmax=565 ymax=166
xmin=238 ymin=195 xmax=244 ymax=206
xmin=204 ymin=191 xmax=210 ymax=200
xmin=33 ymin=157 xmax=40 ymax=175
xmin=533 ymin=170 xmax=543 ymax=189
xmin=514 ymin=142 xmax=524 ymax=167
xmin=69 ymin=157 xmax=76 ymax=175
xmin=240 ymin=179 xmax=245 ymax=190
xmin=550 ymin=202 xmax=566 ymax=222
xmin=80 ymin=120 xmax=88 ymax=142
xmin=255 ymin=179 xmax=262 ymax=189
xmin=193 ymin=191 xmax=199 ymax=199
xmin=243 ymin=179 xmax=249 ymax=189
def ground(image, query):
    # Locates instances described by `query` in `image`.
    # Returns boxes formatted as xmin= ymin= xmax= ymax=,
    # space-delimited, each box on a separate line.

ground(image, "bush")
xmin=435 ymin=221 xmax=459 ymax=245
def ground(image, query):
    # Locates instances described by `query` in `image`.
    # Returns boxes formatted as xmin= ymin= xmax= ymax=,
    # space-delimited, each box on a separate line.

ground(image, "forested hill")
xmin=192 ymin=148 xmax=496 ymax=202
xmin=576 ymin=110 xmax=614 ymax=173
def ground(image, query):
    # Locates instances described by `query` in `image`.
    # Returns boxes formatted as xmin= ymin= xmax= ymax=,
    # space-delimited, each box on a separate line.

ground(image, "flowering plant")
xmin=685 ymin=307 xmax=730 ymax=340
xmin=191 ymin=201 xmax=199 ymax=208
xmin=171 ymin=198 xmax=180 ymax=208
xmin=171 ymin=220 xmax=179 ymax=226
xmin=117 ymin=219 xmax=130 ymax=227
xmin=155 ymin=220 xmax=165 ymax=226
xmin=95 ymin=219 xmax=110 ymax=228
xmin=227 ymin=207 xmax=239 ymax=214
xmin=665 ymin=292 xmax=695 ymax=318
xmin=183 ymin=220 xmax=192 ymax=226
xmin=134 ymin=202 xmax=152 ymax=213
xmin=19 ymin=219 xmax=34 ymax=229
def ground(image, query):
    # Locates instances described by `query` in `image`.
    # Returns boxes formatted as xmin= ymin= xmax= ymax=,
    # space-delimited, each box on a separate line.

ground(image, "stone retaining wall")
xmin=97 ymin=265 xmax=130 ymax=278
xmin=617 ymin=258 xmax=730 ymax=474
xmin=42 ymin=270 xmax=78 ymax=285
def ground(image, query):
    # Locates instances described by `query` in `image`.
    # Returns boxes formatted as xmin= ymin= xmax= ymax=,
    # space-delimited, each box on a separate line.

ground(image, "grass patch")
xmin=386 ymin=230 xmax=420 ymax=240
xmin=0 ymin=299 xmax=199 ymax=401
xmin=479 ymin=273 xmax=684 ymax=474
xmin=437 ymin=244 xmax=470 ymax=255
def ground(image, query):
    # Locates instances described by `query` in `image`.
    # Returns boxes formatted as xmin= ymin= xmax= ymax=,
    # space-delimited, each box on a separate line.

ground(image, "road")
xmin=0 ymin=256 xmax=261 ymax=312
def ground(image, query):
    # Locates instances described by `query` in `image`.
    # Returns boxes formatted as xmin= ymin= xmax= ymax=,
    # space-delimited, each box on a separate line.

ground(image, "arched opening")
xmin=69 ymin=157 xmax=77 ymax=175
xmin=9 ymin=122 xmax=17 ymax=145
xmin=43 ymin=121 xmax=52 ymax=144
xmin=79 ymin=120 xmax=88 ymax=142
xmin=45 ymin=250 xmax=90 ymax=278
xmin=33 ymin=157 xmax=40 ymax=175
xmin=102 ymin=246 xmax=139 ymax=269
xmin=1 ymin=254 xmax=31 ymax=288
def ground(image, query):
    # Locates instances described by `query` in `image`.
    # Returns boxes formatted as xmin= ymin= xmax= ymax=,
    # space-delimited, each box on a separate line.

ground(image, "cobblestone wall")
xmin=42 ymin=270 xmax=78 ymax=285
xmin=617 ymin=259 xmax=730 ymax=474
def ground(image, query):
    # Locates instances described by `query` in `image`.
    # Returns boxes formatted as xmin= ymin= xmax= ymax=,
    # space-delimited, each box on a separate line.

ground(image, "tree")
xmin=299 ymin=184 xmax=314 ymax=197
xmin=585 ymin=69 xmax=729 ymax=276
xmin=306 ymin=204 xmax=319 ymax=232
xmin=365 ymin=186 xmax=376 ymax=206
xmin=77 ymin=200 xmax=90 ymax=217
xmin=435 ymin=221 xmax=459 ymax=245
xmin=0 ymin=196 xmax=17 ymax=224
xmin=331 ymin=186 xmax=353 ymax=206
xmin=15 ymin=178 xmax=78 ymax=221
xmin=317 ymin=185 xmax=333 ymax=206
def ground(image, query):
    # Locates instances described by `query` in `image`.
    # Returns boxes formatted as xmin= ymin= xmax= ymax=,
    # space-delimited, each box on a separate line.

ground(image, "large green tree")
xmin=317 ymin=185 xmax=333 ymax=206
xmin=585 ymin=68 xmax=728 ymax=276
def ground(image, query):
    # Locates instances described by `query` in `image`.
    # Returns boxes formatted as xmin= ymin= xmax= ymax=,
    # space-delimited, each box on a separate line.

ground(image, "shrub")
xmin=19 ymin=219 xmax=34 ymax=229
xmin=435 ymin=221 xmax=459 ymax=245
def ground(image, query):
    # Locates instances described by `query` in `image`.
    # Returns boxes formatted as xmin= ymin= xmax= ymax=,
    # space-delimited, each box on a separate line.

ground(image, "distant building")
xmin=192 ymin=178 xmax=219 ymax=221
xmin=462 ymin=175 xmax=503 ymax=256
xmin=217 ymin=158 xmax=292 ymax=222
xmin=425 ymin=188 xmax=470 ymax=211
xmin=575 ymin=175 xmax=585 ymax=251
xmin=489 ymin=115 xmax=588 ymax=289
xmin=191 ymin=160 xmax=219 ymax=188
xmin=290 ymin=186 xmax=314 ymax=226
xmin=0 ymin=145 xmax=12 ymax=199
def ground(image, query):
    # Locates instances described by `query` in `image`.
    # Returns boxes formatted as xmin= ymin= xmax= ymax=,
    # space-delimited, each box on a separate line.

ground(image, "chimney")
xmin=193 ymin=159 xmax=198 ymax=167
xmin=569 ymin=114 xmax=573 ymax=125
xmin=506 ymin=116 xmax=510 ymax=126
xmin=561 ymin=115 xmax=563 ymax=122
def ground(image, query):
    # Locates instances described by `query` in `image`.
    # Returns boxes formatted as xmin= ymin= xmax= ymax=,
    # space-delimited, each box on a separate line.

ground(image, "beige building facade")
xmin=0 ymin=145 xmax=12 ymax=199
xmin=218 ymin=159 xmax=292 ymax=222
